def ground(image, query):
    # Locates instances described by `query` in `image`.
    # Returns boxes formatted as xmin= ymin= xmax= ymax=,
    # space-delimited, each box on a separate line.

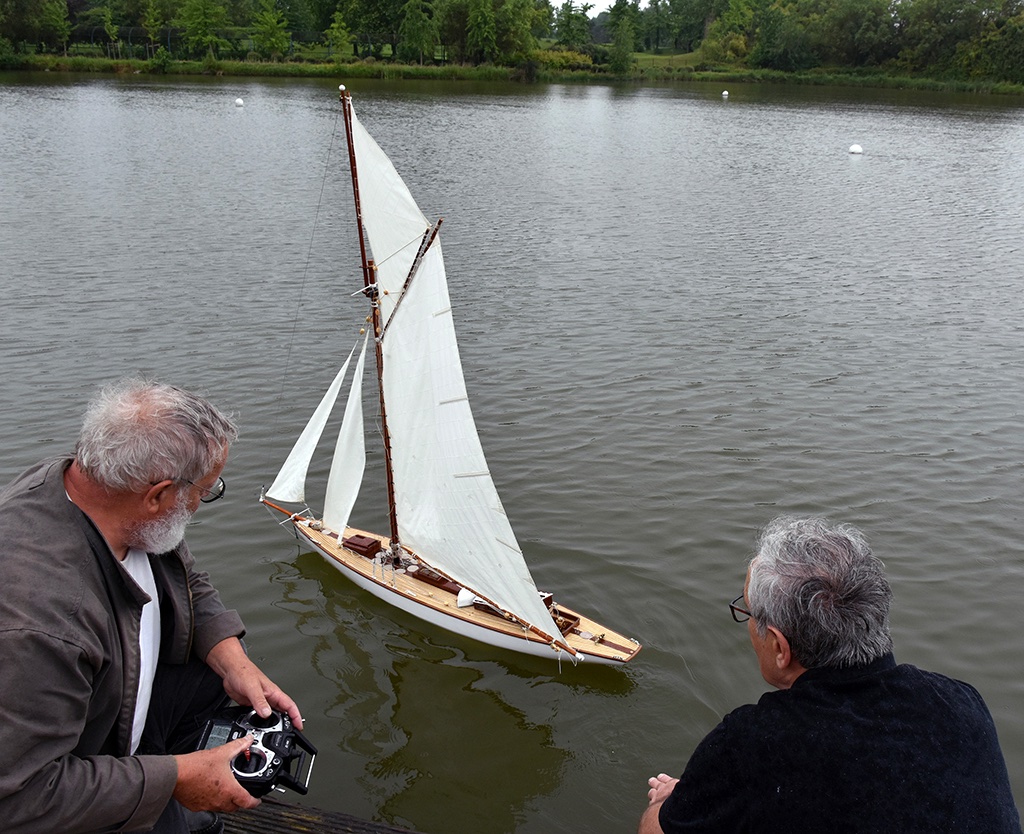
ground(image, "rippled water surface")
xmin=1 ymin=73 xmax=1022 ymax=831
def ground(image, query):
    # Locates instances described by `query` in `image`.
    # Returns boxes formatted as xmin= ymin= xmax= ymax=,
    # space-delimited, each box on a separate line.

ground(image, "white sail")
xmin=349 ymin=107 xmax=429 ymax=330
xmin=380 ymin=237 xmax=566 ymax=649
xmin=266 ymin=341 xmax=360 ymax=503
xmin=323 ymin=331 xmax=369 ymax=532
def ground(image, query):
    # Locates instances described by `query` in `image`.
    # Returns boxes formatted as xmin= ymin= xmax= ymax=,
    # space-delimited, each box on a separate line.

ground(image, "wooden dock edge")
xmin=223 ymin=797 xmax=423 ymax=834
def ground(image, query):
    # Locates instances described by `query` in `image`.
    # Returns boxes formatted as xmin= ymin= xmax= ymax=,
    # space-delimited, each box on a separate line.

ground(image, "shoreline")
xmin=7 ymin=54 xmax=1024 ymax=97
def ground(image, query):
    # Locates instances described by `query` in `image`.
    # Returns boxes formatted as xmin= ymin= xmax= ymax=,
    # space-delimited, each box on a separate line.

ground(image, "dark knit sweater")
xmin=659 ymin=653 xmax=1021 ymax=833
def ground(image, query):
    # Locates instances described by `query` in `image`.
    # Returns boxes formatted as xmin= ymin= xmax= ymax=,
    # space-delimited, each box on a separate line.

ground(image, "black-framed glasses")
xmin=149 ymin=476 xmax=226 ymax=503
xmin=188 ymin=476 xmax=226 ymax=503
xmin=730 ymin=594 xmax=753 ymax=623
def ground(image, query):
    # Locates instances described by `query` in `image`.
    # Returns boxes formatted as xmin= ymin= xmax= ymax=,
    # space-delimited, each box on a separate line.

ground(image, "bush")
xmin=149 ymin=45 xmax=171 ymax=73
xmin=201 ymin=52 xmax=221 ymax=74
xmin=533 ymin=47 xmax=593 ymax=70
xmin=0 ymin=37 xmax=17 ymax=69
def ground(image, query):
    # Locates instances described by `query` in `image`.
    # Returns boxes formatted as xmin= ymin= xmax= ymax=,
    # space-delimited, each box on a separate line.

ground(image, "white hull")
xmin=294 ymin=521 xmax=639 ymax=666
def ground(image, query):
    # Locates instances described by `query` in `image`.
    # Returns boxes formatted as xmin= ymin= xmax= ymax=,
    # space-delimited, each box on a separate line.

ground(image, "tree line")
xmin=1 ymin=0 xmax=1022 ymax=82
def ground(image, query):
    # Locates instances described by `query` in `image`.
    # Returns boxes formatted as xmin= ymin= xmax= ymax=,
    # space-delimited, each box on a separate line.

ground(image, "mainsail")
xmin=349 ymin=103 xmax=567 ymax=651
xmin=348 ymin=106 xmax=429 ymax=331
xmin=381 ymin=237 xmax=565 ymax=647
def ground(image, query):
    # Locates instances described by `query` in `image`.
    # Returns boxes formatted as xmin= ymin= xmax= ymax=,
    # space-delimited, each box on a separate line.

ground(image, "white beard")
xmin=128 ymin=492 xmax=193 ymax=555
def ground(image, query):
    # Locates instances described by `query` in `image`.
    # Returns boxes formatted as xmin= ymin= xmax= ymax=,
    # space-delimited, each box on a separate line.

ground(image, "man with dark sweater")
xmin=639 ymin=517 xmax=1020 ymax=834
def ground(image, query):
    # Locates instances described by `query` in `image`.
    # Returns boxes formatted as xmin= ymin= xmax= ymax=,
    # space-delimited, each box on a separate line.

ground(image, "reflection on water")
xmin=275 ymin=552 xmax=573 ymax=833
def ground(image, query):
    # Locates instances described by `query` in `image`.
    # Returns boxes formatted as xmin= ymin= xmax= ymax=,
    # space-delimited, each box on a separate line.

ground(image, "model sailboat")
xmin=261 ymin=87 xmax=640 ymax=666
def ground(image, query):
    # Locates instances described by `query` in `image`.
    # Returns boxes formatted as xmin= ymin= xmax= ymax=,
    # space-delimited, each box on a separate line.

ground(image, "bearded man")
xmin=0 ymin=379 xmax=302 ymax=834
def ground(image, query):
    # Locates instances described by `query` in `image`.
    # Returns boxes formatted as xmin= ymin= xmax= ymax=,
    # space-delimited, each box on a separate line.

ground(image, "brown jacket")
xmin=0 ymin=457 xmax=245 ymax=833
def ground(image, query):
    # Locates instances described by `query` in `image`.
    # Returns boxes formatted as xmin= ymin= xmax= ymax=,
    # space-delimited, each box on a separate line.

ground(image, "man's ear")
xmin=766 ymin=626 xmax=807 ymax=687
xmin=766 ymin=626 xmax=792 ymax=669
xmin=141 ymin=480 xmax=176 ymax=515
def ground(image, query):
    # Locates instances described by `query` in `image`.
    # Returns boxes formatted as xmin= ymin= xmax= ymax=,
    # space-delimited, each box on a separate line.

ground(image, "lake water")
xmin=1 ymin=72 xmax=1022 ymax=832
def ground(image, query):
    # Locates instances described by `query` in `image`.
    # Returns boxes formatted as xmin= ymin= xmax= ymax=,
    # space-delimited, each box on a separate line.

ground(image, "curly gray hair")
xmin=747 ymin=516 xmax=893 ymax=669
xmin=75 ymin=378 xmax=238 ymax=492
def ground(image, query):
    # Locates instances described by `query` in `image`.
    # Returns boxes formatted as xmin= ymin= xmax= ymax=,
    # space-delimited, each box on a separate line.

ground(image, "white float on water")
xmin=849 ymin=144 xmax=863 ymax=154
xmin=235 ymin=98 xmax=244 ymax=107
xmin=722 ymin=90 xmax=729 ymax=98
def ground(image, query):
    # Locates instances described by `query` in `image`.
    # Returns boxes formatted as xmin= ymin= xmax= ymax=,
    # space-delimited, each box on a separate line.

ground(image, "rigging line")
xmin=373 ymin=229 xmax=433 ymax=270
xmin=265 ymin=109 xmax=343 ymax=476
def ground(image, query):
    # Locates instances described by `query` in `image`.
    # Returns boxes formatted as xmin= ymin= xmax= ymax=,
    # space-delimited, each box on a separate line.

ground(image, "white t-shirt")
xmin=122 ymin=548 xmax=161 ymax=754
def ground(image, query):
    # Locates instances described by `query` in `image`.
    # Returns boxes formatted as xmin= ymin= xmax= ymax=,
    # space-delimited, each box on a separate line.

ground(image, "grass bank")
xmin=9 ymin=52 xmax=1024 ymax=97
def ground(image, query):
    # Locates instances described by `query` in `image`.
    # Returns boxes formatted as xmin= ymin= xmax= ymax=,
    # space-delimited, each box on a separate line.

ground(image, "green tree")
xmin=116 ymin=0 xmax=155 ymax=29
xmin=40 ymin=0 xmax=71 ymax=52
xmin=607 ymin=0 xmax=640 ymax=49
xmin=0 ymin=0 xmax=49 ymax=47
xmin=749 ymin=2 xmax=814 ymax=69
xmin=496 ymin=0 xmax=538 ymax=61
xmin=434 ymin=0 xmax=468 ymax=59
xmin=700 ymin=0 xmax=764 ymax=61
xmin=532 ymin=0 xmax=553 ymax=37
xmin=307 ymin=0 xmax=342 ymax=30
xmin=251 ymin=0 xmax=289 ymax=57
xmin=554 ymin=0 xmax=591 ymax=50
xmin=896 ymin=0 xmax=990 ymax=72
xmin=608 ymin=7 xmax=634 ymax=69
xmin=348 ymin=0 xmax=403 ymax=57
xmin=175 ymin=0 xmax=230 ymax=57
xmin=803 ymin=0 xmax=897 ymax=66
xmin=77 ymin=3 xmax=121 ymax=46
xmin=142 ymin=0 xmax=166 ymax=46
xmin=466 ymin=0 xmax=497 ymax=61
xmin=278 ymin=0 xmax=312 ymax=31
xmin=323 ymin=6 xmax=351 ymax=56
xmin=398 ymin=0 xmax=436 ymax=61
xmin=954 ymin=10 xmax=1024 ymax=81
xmin=641 ymin=0 xmax=670 ymax=50
xmin=224 ymin=0 xmax=255 ymax=25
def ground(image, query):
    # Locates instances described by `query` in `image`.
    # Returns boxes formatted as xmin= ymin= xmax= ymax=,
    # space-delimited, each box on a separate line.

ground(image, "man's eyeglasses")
xmin=730 ymin=594 xmax=753 ymax=623
xmin=149 ymin=476 xmax=226 ymax=503
xmin=188 ymin=476 xmax=226 ymax=503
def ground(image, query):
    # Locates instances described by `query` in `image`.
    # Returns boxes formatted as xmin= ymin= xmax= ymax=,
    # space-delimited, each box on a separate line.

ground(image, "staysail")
xmin=348 ymin=103 xmax=567 ymax=651
xmin=266 ymin=338 xmax=362 ymax=504
xmin=323 ymin=332 xmax=369 ymax=533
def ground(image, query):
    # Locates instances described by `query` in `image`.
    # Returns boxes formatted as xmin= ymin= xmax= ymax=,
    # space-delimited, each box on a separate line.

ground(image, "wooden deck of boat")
xmin=223 ymin=798 xmax=420 ymax=834
xmin=298 ymin=521 xmax=641 ymax=664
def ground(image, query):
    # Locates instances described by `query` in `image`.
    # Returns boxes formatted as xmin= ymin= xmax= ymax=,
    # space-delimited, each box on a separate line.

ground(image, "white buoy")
xmin=722 ymin=90 xmax=729 ymax=98
xmin=339 ymin=84 xmax=346 ymax=92
xmin=235 ymin=98 xmax=244 ymax=107
xmin=849 ymin=144 xmax=863 ymax=154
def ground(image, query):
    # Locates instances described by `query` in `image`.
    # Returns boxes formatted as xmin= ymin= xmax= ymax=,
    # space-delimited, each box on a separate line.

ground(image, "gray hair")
xmin=747 ymin=516 xmax=893 ymax=669
xmin=75 ymin=378 xmax=238 ymax=492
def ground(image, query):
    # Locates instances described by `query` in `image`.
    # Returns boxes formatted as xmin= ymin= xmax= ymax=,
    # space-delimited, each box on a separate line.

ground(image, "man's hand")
xmin=637 ymin=772 xmax=678 ymax=834
xmin=173 ymin=736 xmax=261 ymax=813
xmin=205 ymin=637 xmax=303 ymax=730
xmin=647 ymin=772 xmax=679 ymax=805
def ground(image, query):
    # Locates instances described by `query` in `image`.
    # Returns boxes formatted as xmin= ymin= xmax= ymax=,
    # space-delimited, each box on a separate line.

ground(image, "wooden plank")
xmin=223 ymin=798 xmax=421 ymax=834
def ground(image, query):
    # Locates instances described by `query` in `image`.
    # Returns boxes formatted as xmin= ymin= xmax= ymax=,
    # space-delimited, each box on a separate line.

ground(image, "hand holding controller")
xmin=196 ymin=706 xmax=317 ymax=797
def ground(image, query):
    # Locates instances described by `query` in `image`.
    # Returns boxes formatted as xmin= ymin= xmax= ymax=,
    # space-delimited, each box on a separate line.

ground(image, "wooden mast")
xmin=340 ymin=86 xmax=400 ymax=548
